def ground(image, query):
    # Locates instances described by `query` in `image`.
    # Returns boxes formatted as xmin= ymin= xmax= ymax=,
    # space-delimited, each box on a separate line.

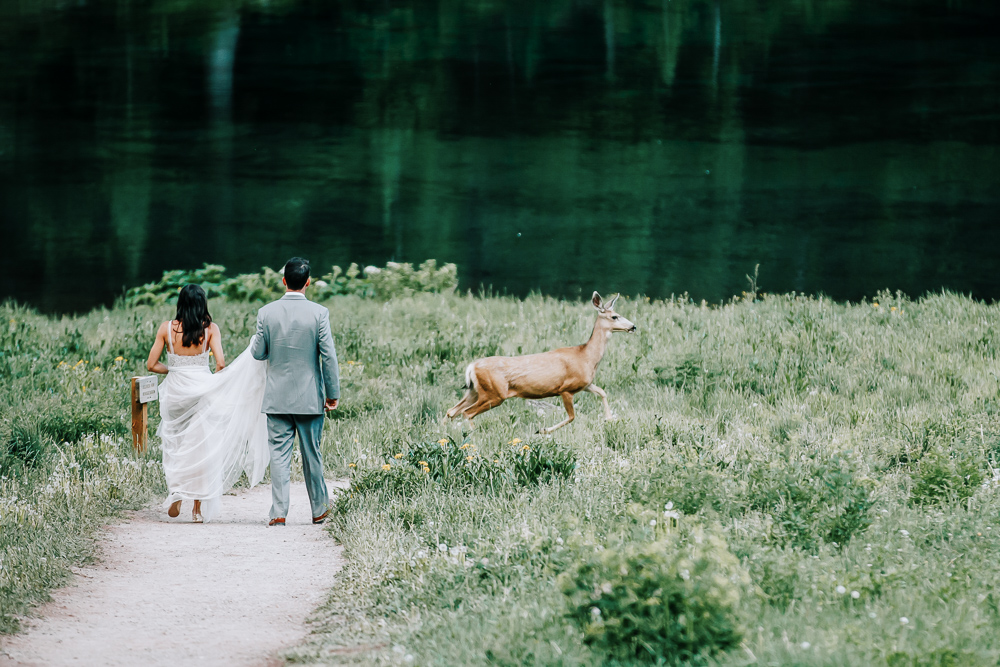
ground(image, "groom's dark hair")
xmin=283 ymin=257 xmax=310 ymax=290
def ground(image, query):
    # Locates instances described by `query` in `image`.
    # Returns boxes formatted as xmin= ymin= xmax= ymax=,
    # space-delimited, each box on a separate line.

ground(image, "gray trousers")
xmin=266 ymin=414 xmax=329 ymax=520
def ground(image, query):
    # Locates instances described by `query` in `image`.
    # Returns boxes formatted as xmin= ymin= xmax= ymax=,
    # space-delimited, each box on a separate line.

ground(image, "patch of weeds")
xmin=745 ymin=448 xmax=873 ymax=550
xmin=909 ymin=446 xmax=984 ymax=507
xmin=654 ymin=353 xmax=705 ymax=390
xmin=2 ymin=419 xmax=45 ymax=472
xmin=628 ymin=452 xmax=739 ymax=517
xmin=603 ymin=419 xmax=657 ymax=451
xmin=559 ymin=526 xmax=749 ymax=664
xmin=338 ymin=437 xmax=576 ymax=506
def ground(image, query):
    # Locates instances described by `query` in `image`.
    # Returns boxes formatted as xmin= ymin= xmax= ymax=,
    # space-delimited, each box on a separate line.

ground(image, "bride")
xmin=145 ymin=284 xmax=269 ymax=523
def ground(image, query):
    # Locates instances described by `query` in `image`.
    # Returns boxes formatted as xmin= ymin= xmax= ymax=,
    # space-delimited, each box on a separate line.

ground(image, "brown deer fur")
xmin=446 ymin=292 xmax=637 ymax=434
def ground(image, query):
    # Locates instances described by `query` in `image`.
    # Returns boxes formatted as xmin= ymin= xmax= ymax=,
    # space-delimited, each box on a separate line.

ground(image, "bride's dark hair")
xmin=174 ymin=284 xmax=212 ymax=348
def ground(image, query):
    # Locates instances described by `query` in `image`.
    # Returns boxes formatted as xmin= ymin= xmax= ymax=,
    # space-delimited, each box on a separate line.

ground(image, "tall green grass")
xmin=5 ymin=288 xmax=1000 ymax=665
xmin=288 ymin=290 xmax=1000 ymax=666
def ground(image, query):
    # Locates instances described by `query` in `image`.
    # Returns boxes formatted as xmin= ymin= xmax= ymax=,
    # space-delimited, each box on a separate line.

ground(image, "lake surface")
xmin=1 ymin=0 xmax=998 ymax=313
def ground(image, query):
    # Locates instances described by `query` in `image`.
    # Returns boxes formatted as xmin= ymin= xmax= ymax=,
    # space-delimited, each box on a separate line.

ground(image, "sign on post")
xmin=131 ymin=376 xmax=159 ymax=453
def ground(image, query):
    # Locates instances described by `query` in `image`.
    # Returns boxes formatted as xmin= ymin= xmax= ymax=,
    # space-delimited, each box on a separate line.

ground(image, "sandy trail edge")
xmin=0 ymin=481 xmax=346 ymax=667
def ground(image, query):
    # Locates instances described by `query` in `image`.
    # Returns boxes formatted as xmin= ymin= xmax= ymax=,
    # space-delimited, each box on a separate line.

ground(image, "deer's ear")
xmin=606 ymin=294 xmax=620 ymax=311
xmin=592 ymin=292 xmax=604 ymax=310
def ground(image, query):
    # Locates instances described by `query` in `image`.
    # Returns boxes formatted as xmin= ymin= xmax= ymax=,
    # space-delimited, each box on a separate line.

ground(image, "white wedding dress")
xmin=157 ymin=329 xmax=269 ymax=522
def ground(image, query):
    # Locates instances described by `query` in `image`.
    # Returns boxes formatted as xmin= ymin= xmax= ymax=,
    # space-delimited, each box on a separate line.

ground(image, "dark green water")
xmin=1 ymin=0 xmax=998 ymax=313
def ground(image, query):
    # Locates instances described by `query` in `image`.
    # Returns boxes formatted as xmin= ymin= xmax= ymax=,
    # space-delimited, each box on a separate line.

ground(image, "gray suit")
xmin=251 ymin=292 xmax=340 ymax=520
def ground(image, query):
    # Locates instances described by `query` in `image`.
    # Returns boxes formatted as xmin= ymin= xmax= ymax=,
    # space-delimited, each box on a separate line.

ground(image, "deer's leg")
xmin=463 ymin=396 xmax=502 ymax=420
xmin=539 ymin=392 xmax=576 ymax=435
xmin=584 ymin=383 xmax=616 ymax=420
xmin=446 ymin=388 xmax=478 ymax=420
xmin=459 ymin=396 xmax=503 ymax=431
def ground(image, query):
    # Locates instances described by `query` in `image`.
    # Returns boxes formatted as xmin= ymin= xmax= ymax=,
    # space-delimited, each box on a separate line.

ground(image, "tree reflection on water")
xmin=0 ymin=0 xmax=997 ymax=312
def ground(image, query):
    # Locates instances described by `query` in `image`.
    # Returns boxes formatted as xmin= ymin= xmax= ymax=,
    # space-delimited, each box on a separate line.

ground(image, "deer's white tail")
xmin=464 ymin=362 xmax=478 ymax=390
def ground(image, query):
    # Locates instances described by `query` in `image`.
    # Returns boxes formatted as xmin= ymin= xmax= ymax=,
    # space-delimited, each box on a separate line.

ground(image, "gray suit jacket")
xmin=250 ymin=293 xmax=340 ymax=415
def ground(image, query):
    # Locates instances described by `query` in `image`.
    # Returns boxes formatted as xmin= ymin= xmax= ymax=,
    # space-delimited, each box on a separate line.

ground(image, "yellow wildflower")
xmin=394 ymin=453 xmax=403 ymax=459
xmin=465 ymin=455 xmax=475 ymax=461
xmin=419 ymin=461 xmax=428 ymax=466
xmin=510 ymin=438 xmax=522 ymax=445
xmin=382 ymin=464 xmax=391 ymax=471
xmin=521 ymin=444 xmax=531 ymax=452
xmin=494 ymin=459 xmax=500 ymax=464
xmin=873 ymin=302 xmax=879 ymax=308
xmin=460 ymin=443 xmax=470 ymax=450
xmin=114 ymin=356 xmax=124 ymax=362
xmin=438 ymin=438 xmax=449 ymax=445
xmin=891 ymin=306 xmax=897 ymax=312
xmin=348 ymin=463 xmax=356 ymax=468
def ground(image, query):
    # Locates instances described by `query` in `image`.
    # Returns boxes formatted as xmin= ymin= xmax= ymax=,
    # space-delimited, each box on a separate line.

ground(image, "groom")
xmin=250 ymin=257 xmax=340 ymax=526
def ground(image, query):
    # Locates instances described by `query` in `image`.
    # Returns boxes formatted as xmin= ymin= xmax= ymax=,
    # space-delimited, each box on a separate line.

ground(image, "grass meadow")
xmin=4 ymin=286 xmax=1000 ymax=665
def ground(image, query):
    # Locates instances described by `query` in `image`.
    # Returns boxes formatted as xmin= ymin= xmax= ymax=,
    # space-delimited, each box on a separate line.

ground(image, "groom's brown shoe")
xmin=312 ymin=510 xmax=329 ymax=525
xmin=268 ymin=518 xmax=285 ymax=526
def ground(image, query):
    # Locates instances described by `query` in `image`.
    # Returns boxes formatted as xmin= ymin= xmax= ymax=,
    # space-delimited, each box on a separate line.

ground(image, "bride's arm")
xmin=208 ymin=323 xmax=226 ymax=372
xmin=146 ymin=322 xmax=170 ymax=375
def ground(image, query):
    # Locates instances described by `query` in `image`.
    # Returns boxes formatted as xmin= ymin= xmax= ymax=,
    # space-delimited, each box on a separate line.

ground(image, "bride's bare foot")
xmin=168 ymin=500 xmax=182 ymax=518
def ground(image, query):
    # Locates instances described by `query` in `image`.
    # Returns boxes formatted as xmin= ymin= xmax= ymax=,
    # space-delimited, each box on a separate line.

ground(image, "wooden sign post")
xmin=131 ymin=376 xmax=159 ymax=453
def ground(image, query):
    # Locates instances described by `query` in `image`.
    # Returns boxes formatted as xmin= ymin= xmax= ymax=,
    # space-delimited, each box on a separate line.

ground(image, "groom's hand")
xmin=325 ymin=398 xmax=339 ymax=411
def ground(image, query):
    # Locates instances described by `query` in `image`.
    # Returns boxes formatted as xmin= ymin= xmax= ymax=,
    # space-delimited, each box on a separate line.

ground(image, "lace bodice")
xmin=167 ymin=351 xmax=210 ymax=368
xmin=166 ymin=320 xmax=210 ymax=368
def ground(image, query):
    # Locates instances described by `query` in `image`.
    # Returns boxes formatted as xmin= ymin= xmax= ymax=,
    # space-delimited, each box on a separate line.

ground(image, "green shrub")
xmin=745 ymin=448 xmax=873 ymax=550
xmin=361 ymin=259 xmax=458 ymax=300
xmin=122 ymin=259 xmax=458 ymax=306
xmin=123 ymin=263 xmax=235 ymax=305
xmin=559 ymin=527 xmax=749 ymax=664
xmin=909 ymin=446 xmax=984 ymax=507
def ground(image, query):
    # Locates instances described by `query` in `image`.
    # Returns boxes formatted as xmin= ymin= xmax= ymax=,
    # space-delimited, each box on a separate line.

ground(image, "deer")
xmin=445 ymin=292 xmax=637 ymax=434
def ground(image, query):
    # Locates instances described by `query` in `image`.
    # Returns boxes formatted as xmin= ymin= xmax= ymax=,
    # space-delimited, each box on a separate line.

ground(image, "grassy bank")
xmin=4 ymin=286 xmax=1000 ymax=664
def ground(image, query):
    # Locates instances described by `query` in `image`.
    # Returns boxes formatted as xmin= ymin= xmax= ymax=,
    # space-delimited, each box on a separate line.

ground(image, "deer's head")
xmin=592 ymin=292 xmax=637 ymax=332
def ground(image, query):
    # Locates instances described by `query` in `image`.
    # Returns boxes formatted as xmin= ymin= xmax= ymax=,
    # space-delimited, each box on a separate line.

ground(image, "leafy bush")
xmin=909 ymin=446 xmax=984 ymax=506
xmin=123 ymin=263 xmax=235 ymax=305
xmin=745 ymin=448 xmax=873 ymax=550
xmin=122 ymin=259 xmax=458 ymax=305
xmin=355 ymin=260 xmax=458 ymax=300
xmin=559 ymin=527 xmax=749 ymax=664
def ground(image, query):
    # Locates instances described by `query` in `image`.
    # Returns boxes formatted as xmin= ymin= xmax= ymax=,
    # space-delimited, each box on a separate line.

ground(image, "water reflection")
xmin=0 ymin=0 xmax=997 ymax=312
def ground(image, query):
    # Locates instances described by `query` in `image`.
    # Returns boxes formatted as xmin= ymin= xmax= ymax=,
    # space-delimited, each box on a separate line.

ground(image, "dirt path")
xmin=0 ymin=482 xmax=345 ymax=667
